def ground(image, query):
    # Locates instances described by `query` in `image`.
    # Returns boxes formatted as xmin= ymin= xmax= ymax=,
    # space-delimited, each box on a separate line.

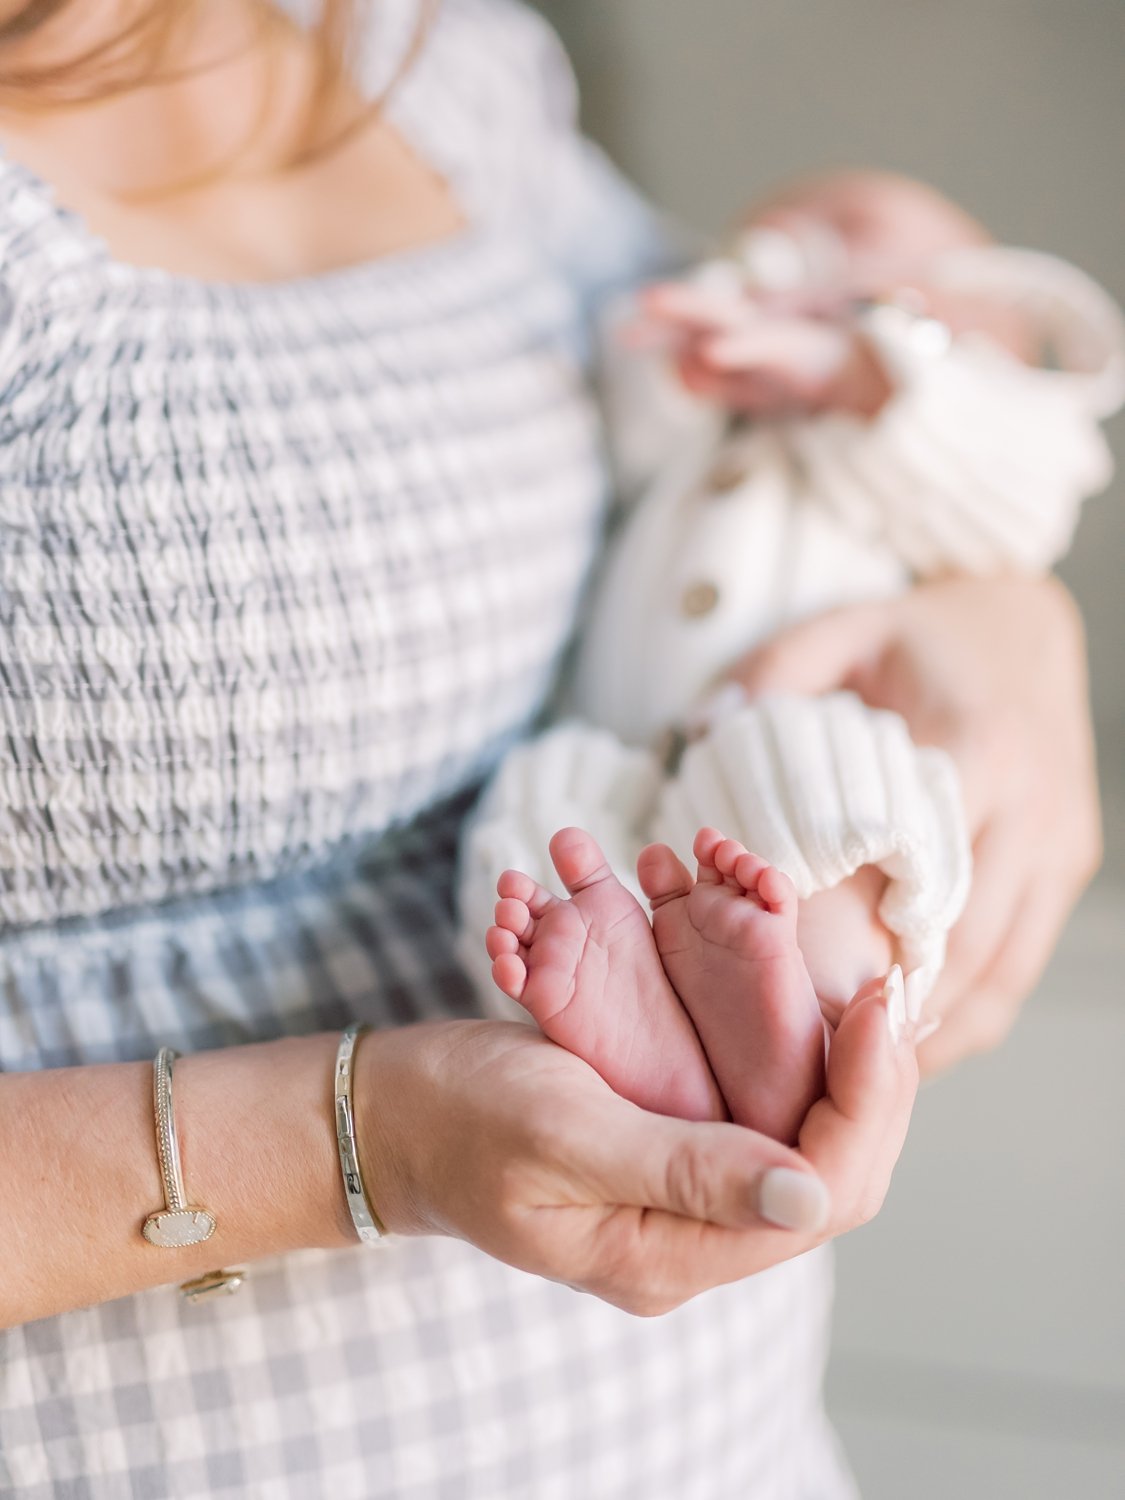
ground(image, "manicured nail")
xmin=904 ymin=968 xmax=929 ymax=1025
xmin=758 ymin=1168 xmax=830 ymax=1232
xmin=883 ymin=964 xmax=906 ymax=1045
xmin=914 ymin=1017 xmax=943 ymax=1045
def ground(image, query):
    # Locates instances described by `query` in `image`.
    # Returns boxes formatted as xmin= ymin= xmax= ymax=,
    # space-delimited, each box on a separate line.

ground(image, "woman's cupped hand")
xmin=354 ymin=986 xmax=918 ymax=1315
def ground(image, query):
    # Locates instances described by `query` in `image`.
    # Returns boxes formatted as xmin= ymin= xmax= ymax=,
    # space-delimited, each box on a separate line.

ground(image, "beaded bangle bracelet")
xmin=334 ymin=1024 xmax=388 ymax=1245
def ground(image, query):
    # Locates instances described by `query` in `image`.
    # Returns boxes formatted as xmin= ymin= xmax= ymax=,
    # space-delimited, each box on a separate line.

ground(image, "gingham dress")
xmin=0 ymin=2 xmax=852 ymax=1496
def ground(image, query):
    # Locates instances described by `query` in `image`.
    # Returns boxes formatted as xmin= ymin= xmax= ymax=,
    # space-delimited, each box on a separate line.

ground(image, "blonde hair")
xmin=0 ymin=2 xmax=434 ymax=167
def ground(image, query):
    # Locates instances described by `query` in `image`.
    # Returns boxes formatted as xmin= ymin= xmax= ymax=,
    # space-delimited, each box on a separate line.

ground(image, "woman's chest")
xmin=0 ymin=251 xmax=607 ymax=920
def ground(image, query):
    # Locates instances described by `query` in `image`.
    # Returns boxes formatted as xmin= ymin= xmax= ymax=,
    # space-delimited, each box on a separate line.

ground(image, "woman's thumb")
xmin=591 ymin=1105 xmax=830 ymax=1234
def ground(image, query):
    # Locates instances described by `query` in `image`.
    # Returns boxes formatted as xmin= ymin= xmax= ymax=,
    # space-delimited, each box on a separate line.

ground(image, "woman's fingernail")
xmin=904 ymin=968 xmax=929 ymax=1025
xmin=883 ymin=963 xmax=906 ymax=1045
xmin=914 ymin=1017 xmax=943 ymax=1044
xmin=758 ymin=1168 xmax=830 ymax=1232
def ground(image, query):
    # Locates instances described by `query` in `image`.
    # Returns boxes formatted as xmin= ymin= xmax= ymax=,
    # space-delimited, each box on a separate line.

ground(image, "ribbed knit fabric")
xmin=459 ymin=722 xmax=662 ymax=1014
xmin=458 ymin=241 xmax=1125 ymax=1021
xmin=653 ymin=694 xmax=972 ymax=990
xmin=789 ymin=264 xmax=1122 ymax=577
xmin=460 ymin=695 xmax=970 ymax=1012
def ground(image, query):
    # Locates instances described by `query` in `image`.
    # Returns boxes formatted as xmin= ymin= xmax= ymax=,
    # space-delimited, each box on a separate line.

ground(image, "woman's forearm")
xmin=0 ymin=1033 xmax=354 ymax=1327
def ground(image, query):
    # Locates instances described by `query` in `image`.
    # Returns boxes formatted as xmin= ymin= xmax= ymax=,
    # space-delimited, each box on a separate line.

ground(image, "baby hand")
xmin=635 ymin=274 xmax=891 ymax=418
xmin=632 ymin=169 xmax=1001 ymax=418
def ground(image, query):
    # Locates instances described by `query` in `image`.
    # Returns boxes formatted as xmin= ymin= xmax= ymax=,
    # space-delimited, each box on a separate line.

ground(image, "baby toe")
xmin=733 ymin=850 xmax=769 ymax=893
xmin=758 ymin=864 xmax=797 ymax=917
xmin=549 ymin=827 xmax=615 ymax=895
xmin=637 ymin=842 xmax=694 ymax=910
xmin=496 ymin=868 xmax=539 ymax=904
xmin=494 ymin=895 xmax=533 ymax=940
xmin=486 ymin=925 xmax=520 ymax=960
xmin=692 ymin=826 xmax=726 ymax=872
xmin=491 ymin=953 xmax=528 ymax=1001
xmin=714 ymin=837 xmax=749 ymax=880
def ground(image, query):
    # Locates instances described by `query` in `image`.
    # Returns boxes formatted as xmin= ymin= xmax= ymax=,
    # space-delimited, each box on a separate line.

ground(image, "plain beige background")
xmin=532 ymin=4 xmax=1125 ymax=1495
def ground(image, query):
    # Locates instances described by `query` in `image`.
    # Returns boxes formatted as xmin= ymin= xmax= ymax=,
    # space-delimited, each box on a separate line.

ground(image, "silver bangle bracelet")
xmin=142 ymin=1046 xmax=245 ymax=1302
xmin=334 ymin=1023 xmax=388 ymax=1245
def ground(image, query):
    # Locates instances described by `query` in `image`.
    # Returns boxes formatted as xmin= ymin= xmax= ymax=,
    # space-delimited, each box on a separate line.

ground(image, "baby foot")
xmin=638 ymin=828 xmax=825 ymax=1145
xmin=487 ymin=827 xmax=725 ymax=1122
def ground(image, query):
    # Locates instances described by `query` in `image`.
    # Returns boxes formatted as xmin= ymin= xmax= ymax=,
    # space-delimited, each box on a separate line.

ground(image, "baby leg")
xmin=798 ymin=864 xmax=895 ymax=1029
xmin=487 ymin=827 xmax=725 ymax=1122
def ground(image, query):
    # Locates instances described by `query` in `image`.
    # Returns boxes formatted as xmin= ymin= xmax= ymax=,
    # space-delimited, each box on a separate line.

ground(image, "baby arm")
xmin=640 ymin=168 xmax=1040 ymax=418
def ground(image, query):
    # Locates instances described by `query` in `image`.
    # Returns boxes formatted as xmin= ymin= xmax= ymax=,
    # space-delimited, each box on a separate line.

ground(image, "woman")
xmin=0 ymin=2 xmax=1100 ymax=1496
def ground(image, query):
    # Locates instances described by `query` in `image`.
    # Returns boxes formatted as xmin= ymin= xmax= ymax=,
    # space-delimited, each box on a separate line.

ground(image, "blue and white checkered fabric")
xmin=0 ymin=1 xmax=853 ymax=1494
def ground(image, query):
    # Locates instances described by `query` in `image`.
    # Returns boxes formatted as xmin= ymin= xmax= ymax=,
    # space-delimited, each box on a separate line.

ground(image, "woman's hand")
xmin=356 ymin=983 xmax=917 ymax=1316
xmin=729 ymin=575 xmax=1101 ymax=1073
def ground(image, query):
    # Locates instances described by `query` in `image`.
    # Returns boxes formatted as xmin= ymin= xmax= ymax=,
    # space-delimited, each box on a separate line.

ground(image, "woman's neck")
xmin=0 ymin=1 xmax=463 ymax=282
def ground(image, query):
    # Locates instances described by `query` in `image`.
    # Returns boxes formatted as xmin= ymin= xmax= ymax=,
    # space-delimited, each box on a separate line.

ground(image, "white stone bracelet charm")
xmin=141 ymin=1047 xmax=217 ymax=1249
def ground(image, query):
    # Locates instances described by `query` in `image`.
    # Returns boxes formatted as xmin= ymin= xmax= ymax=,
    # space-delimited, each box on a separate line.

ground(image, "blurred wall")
xmin=535 ymin=0 xmax=1125 ymax=769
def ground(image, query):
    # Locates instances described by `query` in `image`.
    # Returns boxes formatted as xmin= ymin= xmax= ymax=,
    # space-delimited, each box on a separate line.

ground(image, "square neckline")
xmin=0 ymin=4 xmax=485 ymax=306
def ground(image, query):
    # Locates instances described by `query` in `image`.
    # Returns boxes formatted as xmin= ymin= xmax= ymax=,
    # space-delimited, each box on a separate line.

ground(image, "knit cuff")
xmin=456 ymin=723 xmax=661 ymax=1018
xmin=652 ymin=692 xmax=972 ymax=994
xmin=787 ymin=302 xmax=1118 ymax=578
xmin=789 ymin=246 xmax=1124 ymax=577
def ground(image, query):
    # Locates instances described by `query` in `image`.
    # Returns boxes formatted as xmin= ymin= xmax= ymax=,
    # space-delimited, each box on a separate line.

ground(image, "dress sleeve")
xmin=395 ymin=0 xmax=687 ymax=313
xmin=514 ymin=54 xmax=687 ymax=313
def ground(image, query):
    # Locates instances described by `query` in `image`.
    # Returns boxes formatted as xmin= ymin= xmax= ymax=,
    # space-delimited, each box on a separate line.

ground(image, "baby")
xmin=461 ymin=171 xmax=1124 ymax=1144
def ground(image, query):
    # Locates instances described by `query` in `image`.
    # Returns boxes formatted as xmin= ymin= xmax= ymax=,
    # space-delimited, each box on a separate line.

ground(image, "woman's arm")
xmin=729 ymin=575 xmax=1101 ymax=1071
xmin=2 ymin=972 xmax=919 ymax=1327
xmin=0 ymin=1034 xmax=353 ymax=1325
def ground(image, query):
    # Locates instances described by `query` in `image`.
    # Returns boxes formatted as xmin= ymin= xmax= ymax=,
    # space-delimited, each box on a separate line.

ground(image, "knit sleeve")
xmin=652 ymin=693 xmax=972 ymax=994
xmin=785 ymin=250 xmax=1125 ymax=578
xmin=474 ymin=0 xmax=685 ymax=309
xmin=456 ymin=722 xmax=662 ymax=1016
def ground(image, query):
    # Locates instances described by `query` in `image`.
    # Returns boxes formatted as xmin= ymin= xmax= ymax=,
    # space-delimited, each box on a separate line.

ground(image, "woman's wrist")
xmin=349 ymin=1020 xmax=475 ymax=1241
xmin=175 ymin=1033 xmax=357 ymax=1256
xmin=0 ymin=1032 xmax=369 ymax=1327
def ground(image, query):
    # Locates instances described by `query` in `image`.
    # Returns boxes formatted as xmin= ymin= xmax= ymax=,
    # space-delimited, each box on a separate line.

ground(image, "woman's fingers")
xmin=719 ymin=578 xmax=1099 ymax=1081
xmin=386 ymin=1015 xmax=917 ymax=1316
xmin=730 ymin=600 xmax=891 ymax=699
xmin=799 ymin=976 xmax=919 ymax=1226
xmin=542 ymin=975 xmax=918 ymax=1314
xmin=559 ymin=1093 xmax=817 ymax=1233
xmin=924 ymin=817 xmax=1026 ymax=1023
xmin=919 ymin=861 xmax=1081 ymax=1072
